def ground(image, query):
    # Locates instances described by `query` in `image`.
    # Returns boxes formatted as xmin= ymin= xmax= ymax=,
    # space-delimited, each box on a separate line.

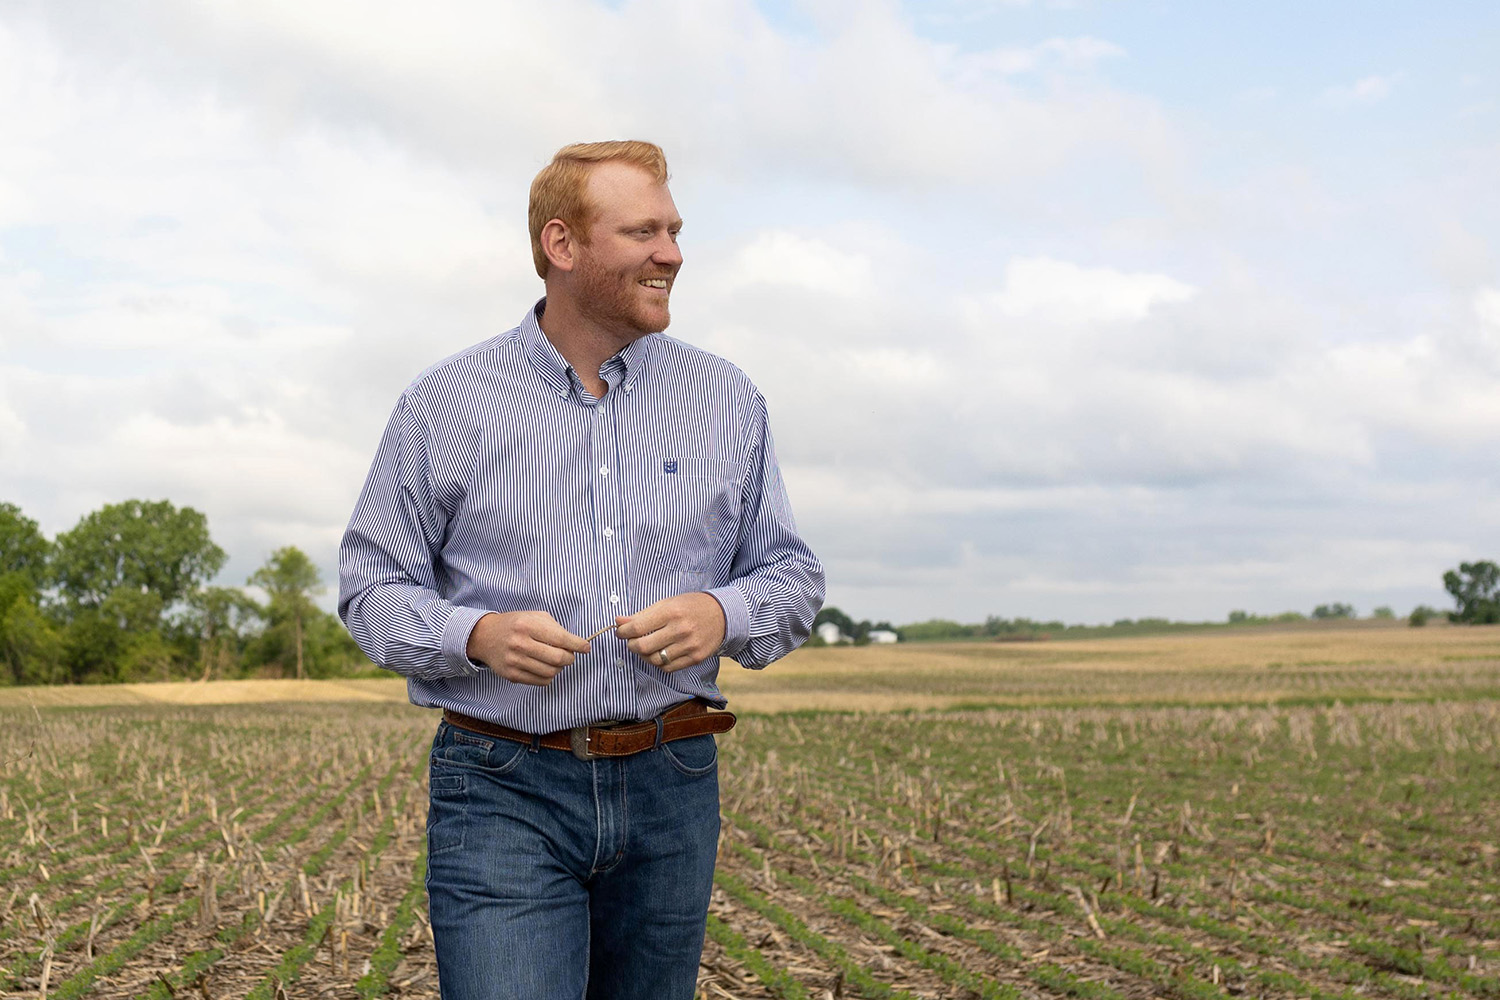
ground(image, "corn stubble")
xmin=2 ymin=626 xmax=1499 ymax=998
xmin=0 ymin=704 xmax=438 ymax=999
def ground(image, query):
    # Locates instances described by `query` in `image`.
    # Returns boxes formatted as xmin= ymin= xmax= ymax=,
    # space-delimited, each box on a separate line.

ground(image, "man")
xmin=338 ymin=140 xmax=824 ymax=999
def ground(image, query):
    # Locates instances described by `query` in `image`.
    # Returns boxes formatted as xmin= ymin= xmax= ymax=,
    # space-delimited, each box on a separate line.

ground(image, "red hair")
xmin=528 ymin=140 xmax=670 ymax=278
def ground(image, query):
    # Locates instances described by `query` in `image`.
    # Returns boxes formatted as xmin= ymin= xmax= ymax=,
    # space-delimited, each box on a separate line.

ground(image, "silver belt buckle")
xmin=569 ymin=720 xmax=619 ymax=760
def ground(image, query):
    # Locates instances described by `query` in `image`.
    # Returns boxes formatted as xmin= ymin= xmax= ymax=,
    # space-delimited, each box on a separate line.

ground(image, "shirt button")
xmin=609 ymin=594 xmax=620 ymax=605
xmin=599 ymin=466 xmax=609 ymax=476
xmin=603 ymin=527 xmax=614 ymax=539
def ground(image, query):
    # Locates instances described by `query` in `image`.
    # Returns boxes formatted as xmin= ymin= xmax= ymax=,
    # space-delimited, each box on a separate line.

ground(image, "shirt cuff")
xmin=441 ymin=605 xmax=493 ymax=676
xmin=707 ymin=586 xmax=750 ymax=657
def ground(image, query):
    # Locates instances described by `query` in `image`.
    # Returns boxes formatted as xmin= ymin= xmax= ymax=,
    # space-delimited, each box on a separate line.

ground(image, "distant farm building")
xmin=867 ymin=629 xmax=898 ymax=644
xmin=815 ymin=622 xmax=843 ymax=644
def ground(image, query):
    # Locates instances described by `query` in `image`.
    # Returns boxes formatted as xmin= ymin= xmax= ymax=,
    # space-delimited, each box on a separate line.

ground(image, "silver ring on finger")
xmin=657 ymin=648 xmax=670 ymax=667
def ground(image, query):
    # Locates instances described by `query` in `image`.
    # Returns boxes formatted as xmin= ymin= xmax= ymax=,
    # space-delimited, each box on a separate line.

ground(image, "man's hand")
xmin=615 ymin=592 xmax=726 ymax=673
xmin=466 ymin=611 xmax=590 ymax=686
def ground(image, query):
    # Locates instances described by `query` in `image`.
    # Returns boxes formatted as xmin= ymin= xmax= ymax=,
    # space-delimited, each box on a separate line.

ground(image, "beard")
xmin=573 ymin=246 xmax=674 ymax=337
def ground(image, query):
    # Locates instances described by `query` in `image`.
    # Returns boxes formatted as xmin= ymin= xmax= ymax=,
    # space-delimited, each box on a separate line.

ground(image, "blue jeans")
xmin=424 ymin=719 xmax=721 ymax=1000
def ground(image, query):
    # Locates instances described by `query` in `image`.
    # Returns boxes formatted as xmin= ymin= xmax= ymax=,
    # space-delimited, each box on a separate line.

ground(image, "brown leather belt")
xmin=442 ymin=700 xmax=737 ymax=761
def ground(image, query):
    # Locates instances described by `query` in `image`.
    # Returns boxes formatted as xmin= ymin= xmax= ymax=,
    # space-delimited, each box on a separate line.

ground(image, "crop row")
xmin=0 ymin=703 xmax=439 ymax=999
xmin=6 ymin=696 xmax=1497 ymax=999
xmin=703 ymin=699 xmax=1500 ymax=998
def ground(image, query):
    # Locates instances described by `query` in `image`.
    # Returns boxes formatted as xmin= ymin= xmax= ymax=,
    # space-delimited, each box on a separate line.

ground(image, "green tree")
xmin=813 ymin=606 xmax=856 ymax=639
xmin=1311 ymin=603 xmax=1355 ymax=620
xmin=50 ymin=500 xmax=224 ymax=682
xmin=53 ymin=500 xmax=226 ymax=613
xmin=0 ymin=504 xmax=59 ymax=684
xmin=61 ymin=588 xmax=176 ymax=683
xmin=1442 ymin=560 xmax=1500 ymax=625
xmin=1371 ymin=606 xmax=1395 ymax=620
xmin=102 ymin=587 xmax=175 ymax=681
xmin=180 ymin=586 xmax=262 ymax=681
xmin=249 ymin=546 xmax=321 ymax=679
xmin=982 ymin=615 xmax=1015 ymax=635
xmin=0 ymin=588 xmax=65 ymax=685
xmin=302 ymin=608 xmax=372 ymax=676
xmin=898 ymin=619 xmax=974 ymax=642
xmin=0 ymin=502 xmax=51 ymax=583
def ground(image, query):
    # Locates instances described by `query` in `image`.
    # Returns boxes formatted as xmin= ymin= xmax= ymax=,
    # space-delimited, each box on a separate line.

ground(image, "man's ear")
xmin=541 ymin=219 xmax=575 ymax=273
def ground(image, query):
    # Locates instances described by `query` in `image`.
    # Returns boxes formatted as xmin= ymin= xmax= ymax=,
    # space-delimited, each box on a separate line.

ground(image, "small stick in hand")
xmin=585 ymin=625 xmax=615 ymax=643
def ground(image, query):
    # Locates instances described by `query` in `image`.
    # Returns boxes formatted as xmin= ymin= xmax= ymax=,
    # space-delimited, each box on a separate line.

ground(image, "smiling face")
xmin=569 ymin=161 xmax=683 ymax=337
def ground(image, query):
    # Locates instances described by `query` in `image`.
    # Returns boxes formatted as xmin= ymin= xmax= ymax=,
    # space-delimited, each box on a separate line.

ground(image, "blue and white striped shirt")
xmin=338 ymin=301 xmax=824 ymax=733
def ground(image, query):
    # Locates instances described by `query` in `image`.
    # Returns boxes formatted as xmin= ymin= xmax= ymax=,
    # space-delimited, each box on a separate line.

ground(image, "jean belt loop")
xmin=653 ymin=715 xmax=665 ymax=750
xmin=529 ymin=732 xmax=541 ymax=753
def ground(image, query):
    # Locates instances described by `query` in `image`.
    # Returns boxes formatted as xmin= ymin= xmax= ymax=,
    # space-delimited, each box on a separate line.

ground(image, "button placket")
xmin=591 ymin=386 xmax=629 ymax=680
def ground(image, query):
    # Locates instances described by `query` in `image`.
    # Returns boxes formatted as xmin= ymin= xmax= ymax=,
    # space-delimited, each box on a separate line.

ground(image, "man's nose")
xmin=653 ymin=234 xmax=683 ymax=268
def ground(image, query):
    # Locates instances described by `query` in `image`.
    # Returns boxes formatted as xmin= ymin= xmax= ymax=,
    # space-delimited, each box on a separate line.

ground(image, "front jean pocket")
xmin=431 ymin=721 xmax=531 ymax=774
xmin=662 ymin=734 xmax=718 ymax=777
xmin=426 ymin=772 xmax=467 ymax=856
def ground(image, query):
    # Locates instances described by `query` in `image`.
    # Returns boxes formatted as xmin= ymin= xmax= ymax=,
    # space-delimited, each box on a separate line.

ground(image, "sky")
xmin=1 ymin=0 xmax=1498 ymax=626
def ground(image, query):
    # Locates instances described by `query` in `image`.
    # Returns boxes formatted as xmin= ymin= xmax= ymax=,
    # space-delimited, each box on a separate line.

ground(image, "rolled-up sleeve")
xmin=338 ymin=394 xmax=487 ymax=680
xmin=710 ymin=392 xmax=824 ymax=669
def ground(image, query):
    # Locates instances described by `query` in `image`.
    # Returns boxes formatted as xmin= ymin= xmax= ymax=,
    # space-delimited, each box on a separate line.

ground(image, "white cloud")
xmin=1035 ymin=36 xmax=1123 ymax=66
xmin=1475 ymin=286 xmax=1500 ymax=360
xmin=0 ymin=395 xmax=25 ymax=462
xmin=914 ymin=0 xmax=1085 ymax=19
xmin=721 ymin=231 xmax=876 ymax=298
xmin=954 ymin=35 xmax=1125 ymax=77
xmin=1320 ymin=73 xmax=1401 ymax=107
xmin=844 ymin=347 xmax=947 ymax=387
xmin=787 ymin=467 xmax=1126 ymax=518
xmin=1477 ymin=286 xmax=1500 ymax=329
xmin=13 ymin=1 xmax=1177 ymax=196
xmin=1 ymin=2 xmax=1495 ymax=626
xmin=988 ymin=256 xmax=1196 ymax=324
xmin=98 ymin=412 xmax=368 ymax=529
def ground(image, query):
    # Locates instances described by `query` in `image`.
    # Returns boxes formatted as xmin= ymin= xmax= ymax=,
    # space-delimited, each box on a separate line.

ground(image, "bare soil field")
xmin=3 ymin=624 xmax=1498 ymax=713
xmin=2 ymin=625 xmax=1498 ymax=998
xmin=716 ymin=623 xmax=1500 ymax=712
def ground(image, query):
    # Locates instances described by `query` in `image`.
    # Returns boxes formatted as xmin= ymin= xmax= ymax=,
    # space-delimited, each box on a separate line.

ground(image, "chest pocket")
xmin=644 ymin=457 xmax=740 ymax=580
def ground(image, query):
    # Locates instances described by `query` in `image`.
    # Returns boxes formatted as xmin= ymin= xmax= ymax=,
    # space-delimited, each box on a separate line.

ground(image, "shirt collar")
xmin=520 ymin=298 xmax=654 ymax=398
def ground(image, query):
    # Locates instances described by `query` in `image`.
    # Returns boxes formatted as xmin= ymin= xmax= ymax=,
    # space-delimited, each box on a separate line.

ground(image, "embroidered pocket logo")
xmin=663 ymin=460 xmax=678 ymax=474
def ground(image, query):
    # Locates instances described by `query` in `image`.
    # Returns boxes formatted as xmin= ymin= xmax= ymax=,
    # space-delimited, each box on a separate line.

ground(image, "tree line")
xmin=839 ymin=561 xmax=1500 ymax=644
xmin=0 ymin=499 xmax=368 ymax=686
xmin=6 ymin=496 xmax=1496 ymax=682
